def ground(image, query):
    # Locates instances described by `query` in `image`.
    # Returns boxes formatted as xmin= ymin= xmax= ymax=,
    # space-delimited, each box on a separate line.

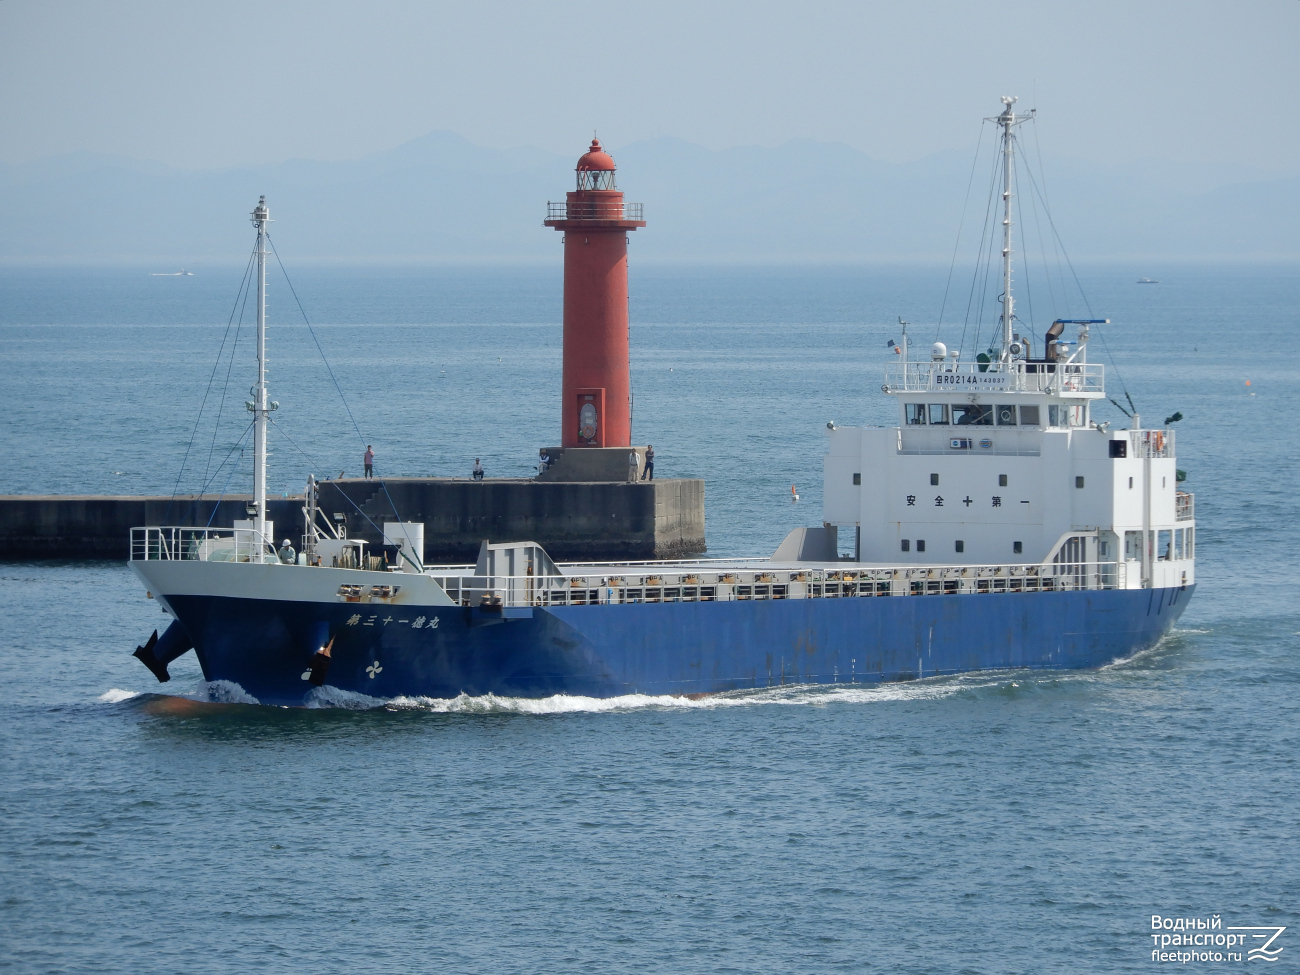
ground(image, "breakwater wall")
xmin=319 ymin=478 xmax=705 ymax=563
xmin=0 ymin=478 xmax=706 ymax=563
xmin=0 ymin=495 xmax=306 ymax=560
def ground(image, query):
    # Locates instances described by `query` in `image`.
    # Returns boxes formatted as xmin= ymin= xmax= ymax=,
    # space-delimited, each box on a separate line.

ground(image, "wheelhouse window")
xmin=952 ymin=404 xmax=992 ymax=426
xmin=996 ymin=404 xmax=1017 ymax=425
xmin=1048 ymin=404 xmax=1086 ymax=427
xmin=928 ymin=404 xmax=949 ymax=425
xmin=1019 ymin=405 xmax=1040 ymax=425
xmin=906 ymin=404 xmax=927 ymax=425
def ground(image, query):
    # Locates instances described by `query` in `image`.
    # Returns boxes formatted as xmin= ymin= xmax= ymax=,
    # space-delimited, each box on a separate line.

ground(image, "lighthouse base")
xmin=537 ymin=447 xmax=647 ymax=483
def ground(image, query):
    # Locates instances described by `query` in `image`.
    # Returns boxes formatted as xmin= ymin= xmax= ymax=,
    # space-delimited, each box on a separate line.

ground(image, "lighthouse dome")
xmin=576 ymin=139 xmax=617 ymax=190
xmin=577 ymin=139 xmax=616 ymax=171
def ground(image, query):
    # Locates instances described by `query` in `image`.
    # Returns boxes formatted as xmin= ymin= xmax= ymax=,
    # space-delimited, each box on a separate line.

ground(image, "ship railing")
xmin=427 ymin=561 xmax=1125 ymax=608
xmin=130 ymin=526 xmax=276 ymax=563
xmin=545 ymin=201 xmax=644 ymax=221
xmin=883 ymin=360 xmax=1104 ymax=396
xmin=1130 ymin=428 xmax=1176 ymax=459
xmin=1175 ymin=491 xmax=1194 ymax=521
xmin=557 ymin=556 xmax=773 ymax=569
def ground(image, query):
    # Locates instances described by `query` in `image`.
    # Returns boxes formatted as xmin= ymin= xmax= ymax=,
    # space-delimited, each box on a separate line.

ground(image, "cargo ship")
xmin=129 ymin=101 xmax=1194 ymax=704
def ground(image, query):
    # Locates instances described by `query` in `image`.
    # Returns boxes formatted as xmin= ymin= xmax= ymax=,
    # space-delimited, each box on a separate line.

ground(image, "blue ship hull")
xmin=163 ymin=584 xmax=1194 ymax=705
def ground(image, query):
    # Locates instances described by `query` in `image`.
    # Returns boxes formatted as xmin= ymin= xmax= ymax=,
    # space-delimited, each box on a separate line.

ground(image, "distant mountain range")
xmin=2 ymin=131 xmax=1297 ymax=263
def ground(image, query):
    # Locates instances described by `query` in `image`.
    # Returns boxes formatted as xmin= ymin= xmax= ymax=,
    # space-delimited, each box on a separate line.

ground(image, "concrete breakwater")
xmin=0 ymin=478 xmax=706 ymax=563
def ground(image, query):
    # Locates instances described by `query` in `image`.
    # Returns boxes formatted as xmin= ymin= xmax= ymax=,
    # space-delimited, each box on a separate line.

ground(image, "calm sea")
xmin=1 ymin=263 xmax=1297 ymax=973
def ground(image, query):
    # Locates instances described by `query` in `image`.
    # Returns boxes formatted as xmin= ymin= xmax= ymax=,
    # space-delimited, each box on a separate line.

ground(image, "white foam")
xmin=187 ymin=680 xmax=260 ymax=705
xmin=1100 ymin=626 xmax=1194 ymax=671
xmin=165 ymin=669 xmax=1113 ymax=714
xmin=304 ymin=685 xmax=388 ymax=710
xmin=98 ymin=688 xmax=140 ymax=704
xmin=346 ymin=678 xmax=979 ymax=714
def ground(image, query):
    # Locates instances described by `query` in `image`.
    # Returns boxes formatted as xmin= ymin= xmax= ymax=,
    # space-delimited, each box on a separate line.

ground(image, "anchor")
xmin=308 ymin=635 xmax=335 ymax=686
xmin=132 ymin=620 xmax=195 ymax=683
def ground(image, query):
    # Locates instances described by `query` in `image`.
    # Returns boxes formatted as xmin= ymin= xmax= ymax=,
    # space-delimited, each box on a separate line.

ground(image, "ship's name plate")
xmin=931 ymin=373 xmax=1011 ymax=388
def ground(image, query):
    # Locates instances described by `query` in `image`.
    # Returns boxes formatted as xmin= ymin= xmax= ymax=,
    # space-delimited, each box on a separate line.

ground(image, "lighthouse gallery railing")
xmin=546 ymin=201 xmax=644 ymax=221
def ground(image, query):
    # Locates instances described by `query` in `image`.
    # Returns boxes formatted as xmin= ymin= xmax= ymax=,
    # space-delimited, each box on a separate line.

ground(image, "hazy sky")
xmin=2 ymin=0 xmax=1297 ymax=171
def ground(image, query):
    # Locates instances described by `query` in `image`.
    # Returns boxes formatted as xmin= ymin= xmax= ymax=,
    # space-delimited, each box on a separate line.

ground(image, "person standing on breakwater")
xmin=363 ymin=445 xmax=374 ymax=478
xmin=628 ymin=450 xmax=639 ymax=482
xmin=472 ymin=458 xmax=484 ymax=481
xmin=641 ymin=445 xmax=654 ymax=480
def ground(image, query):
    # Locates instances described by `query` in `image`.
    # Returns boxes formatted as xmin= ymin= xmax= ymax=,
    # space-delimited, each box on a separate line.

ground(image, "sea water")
xmin=1 ymin=263 xmax=1297 ymax=973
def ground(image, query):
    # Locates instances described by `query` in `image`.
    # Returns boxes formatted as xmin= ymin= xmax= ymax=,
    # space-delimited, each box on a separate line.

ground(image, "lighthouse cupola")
xmin=576 ymin=139 xmax=617 ymax=191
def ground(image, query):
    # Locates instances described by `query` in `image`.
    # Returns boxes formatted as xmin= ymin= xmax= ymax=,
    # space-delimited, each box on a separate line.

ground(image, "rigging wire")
xmin=958 ymin=125 xmax=1004 ymax=358
xmin=935 ymin=123 xmax=987 ymax=339
xmin=269 ymin=419 xmax=421 ymax=571
xmin=1030 ymin=121 xmax=1072 ymax=319
xmin=972 ymin=148 xmax=1003 ymax=358
xmin=266 ymin=235 xmax=416 ymax=554
xmin=1017 ymin=159 xmax=1136 ymax=406
xmin=266 ymin=237 xmax=368 ymax=445
xmin=200 ymin=252 xmax=256 ymax=493
xmin=194 ymin=420 xmax=255 ymax=499
xmin=1023 ymin=126 xmax=1062 ymax=322
xmin=1011 ymin=138 xmax=1036 ymax=335
xmin=200 ymin=420 xmax=255 ymax=528
xmin=162 ymin=244 xmax=257 ymax=521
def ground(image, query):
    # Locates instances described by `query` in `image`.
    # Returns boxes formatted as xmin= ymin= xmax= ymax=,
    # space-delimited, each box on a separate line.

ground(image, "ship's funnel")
xmin=1045 ymin=320 xmax=1065 ymax=361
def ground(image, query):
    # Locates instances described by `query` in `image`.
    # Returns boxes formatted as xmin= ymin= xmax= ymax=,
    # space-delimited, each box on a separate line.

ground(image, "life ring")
xmin=1154 ymin=431 xmax=1164 ymax=452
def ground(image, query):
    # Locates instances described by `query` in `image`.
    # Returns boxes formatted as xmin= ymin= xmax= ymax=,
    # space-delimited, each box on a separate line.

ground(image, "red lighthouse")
xmin=545 ymin=139 xmax=645 ymax=449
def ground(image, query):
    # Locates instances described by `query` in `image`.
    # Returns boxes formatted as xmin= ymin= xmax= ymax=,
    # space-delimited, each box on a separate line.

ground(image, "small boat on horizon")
xmin=1137 ymin=277 xmax=1159 ymax=284
xmin=151 ymin=269 xmax=193 ymax=276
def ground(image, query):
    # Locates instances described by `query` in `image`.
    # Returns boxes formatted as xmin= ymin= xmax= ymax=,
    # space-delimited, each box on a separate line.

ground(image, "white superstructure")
xmin=822 ymin=98 xmax=1194 ymax=592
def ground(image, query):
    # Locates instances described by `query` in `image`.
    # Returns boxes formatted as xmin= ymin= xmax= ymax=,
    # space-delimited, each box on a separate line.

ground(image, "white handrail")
xmin=883 ymin=359 xmax=1104 ymax=395
xmin=426 ymin=561 xmax=1127 ymax=608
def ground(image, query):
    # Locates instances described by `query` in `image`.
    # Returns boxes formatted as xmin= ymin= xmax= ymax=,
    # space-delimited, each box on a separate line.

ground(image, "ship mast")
xmin=251 ymin=197 xmax=270 ymax=550
xmin=991 ymin=96 xmax=1032 ymax=362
